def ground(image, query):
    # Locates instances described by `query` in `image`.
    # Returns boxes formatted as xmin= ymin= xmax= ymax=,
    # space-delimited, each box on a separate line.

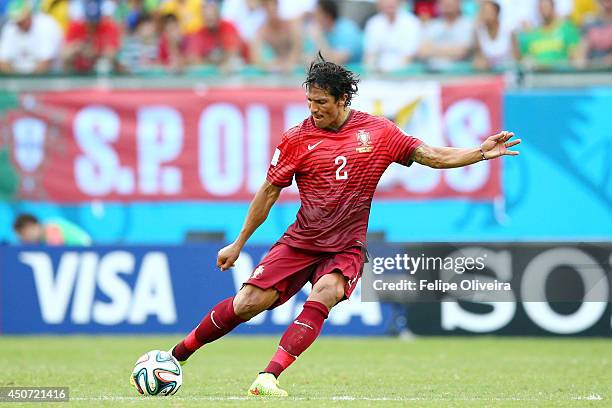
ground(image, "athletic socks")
xmin=172 ymin=297 xmax=330 ymax=373
xmin=172 ymin=297 xmax=246 ymax=362
xmin=264 ymin=300 xmax=329 ymax=378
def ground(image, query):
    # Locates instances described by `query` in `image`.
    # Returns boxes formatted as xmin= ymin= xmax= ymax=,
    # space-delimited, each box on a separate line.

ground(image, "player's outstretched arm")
xmin=217 ymin=181 xmax=282 ymax=271
xmin=410 ymin=131 xmax=521 ymax=169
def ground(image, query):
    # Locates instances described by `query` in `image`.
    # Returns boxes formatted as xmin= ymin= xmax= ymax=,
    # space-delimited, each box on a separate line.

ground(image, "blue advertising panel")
xmin=1 ymin=243 xmax=610 ymax=336
xmin=0 ymin=245 xmax=391 ymax=335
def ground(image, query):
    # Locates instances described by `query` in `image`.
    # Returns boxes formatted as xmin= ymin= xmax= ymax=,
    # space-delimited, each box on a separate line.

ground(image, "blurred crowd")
xmin=0 ymin=0 xmax=610 ymax=76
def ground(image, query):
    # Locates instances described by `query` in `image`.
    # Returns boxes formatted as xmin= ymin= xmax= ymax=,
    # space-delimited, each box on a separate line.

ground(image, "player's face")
xmin=307 ymin=86 xmax=347 ymax=129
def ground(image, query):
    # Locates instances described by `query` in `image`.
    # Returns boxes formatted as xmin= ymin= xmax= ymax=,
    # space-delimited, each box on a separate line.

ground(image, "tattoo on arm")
xmin=410 ymin=144 xmax=441 ymax=168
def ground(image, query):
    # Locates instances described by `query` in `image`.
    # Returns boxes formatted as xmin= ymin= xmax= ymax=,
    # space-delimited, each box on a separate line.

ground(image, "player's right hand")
xmin=217 ymin=243 xmax=241 ymax=272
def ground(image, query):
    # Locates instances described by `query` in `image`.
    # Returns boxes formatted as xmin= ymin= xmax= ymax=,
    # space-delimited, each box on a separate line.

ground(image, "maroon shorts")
xmin=245 ymin=242 xmax=366 ymax=308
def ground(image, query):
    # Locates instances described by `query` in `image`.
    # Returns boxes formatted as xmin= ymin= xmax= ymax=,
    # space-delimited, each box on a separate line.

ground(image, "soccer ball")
xmin=130 ymin=350 xmax=182 ymax=396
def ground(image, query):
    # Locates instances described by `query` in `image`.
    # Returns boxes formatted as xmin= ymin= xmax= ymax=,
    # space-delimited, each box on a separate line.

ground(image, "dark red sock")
xmin=172 ymin=297 xmax=246 ymax=361
xmin=264 ymin=300 xmax=329 ymax=378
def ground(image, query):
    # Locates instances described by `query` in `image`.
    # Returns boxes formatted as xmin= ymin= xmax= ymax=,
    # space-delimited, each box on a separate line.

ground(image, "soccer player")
xmin=170 ymin=56 xmax=521 ymax=396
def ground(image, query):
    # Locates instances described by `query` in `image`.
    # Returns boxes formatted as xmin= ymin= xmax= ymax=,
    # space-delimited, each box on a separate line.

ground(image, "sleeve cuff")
xmin=266 ymin=176 xmax=292 ymax=188
xmin=403 ymin=140 xmax=423 ymax=167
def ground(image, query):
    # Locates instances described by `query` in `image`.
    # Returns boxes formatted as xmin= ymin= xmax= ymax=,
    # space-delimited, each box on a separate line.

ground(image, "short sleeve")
xmin=386 ymin=121 xmax=423 ymax=167
xmin=266 ymin=127 xmax=301 ymax=188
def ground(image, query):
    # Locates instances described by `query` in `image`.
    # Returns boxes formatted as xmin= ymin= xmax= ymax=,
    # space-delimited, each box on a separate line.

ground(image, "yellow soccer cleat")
xmin=248 ymin=373 xmax=288 ymax=397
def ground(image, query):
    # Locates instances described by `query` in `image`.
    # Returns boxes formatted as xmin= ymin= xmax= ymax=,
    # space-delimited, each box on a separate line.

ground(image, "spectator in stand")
xmin=516 ymin=0 xmax=580 ymax=68
xmin=13 ymin=213 xmax=92 ymax=246
xmin=222 ymin=0 xmax=314 ymax=42
xmin=474 ymin=0 xmax=513 ymax=70
xmin=576 ymin=0 xmax=612 ymax=68
xmin=158 ymin=0 xmax=203 ymax=35
xmin=118 ymin=13 xmax=159 ymax=73
xmin=305 ymin=0 xmax=362 ymax=65
xmin=418 ymin=0 xmax=474 ymax=70
xmin=250 ymin=0 xmax=301 ymax=73
xmin=0 ymin=0 xmax=62 ymax=74
xmin=42 ymin=0 xmax=122 ymax=33
xmin=363 ymin=0 xmax=421 ymax=72
xmin=497 ymin=0 xmax=573 ymax=33
xmin=184 ymin=0 xmax=246 ymax=70
xmin=158 ymin=12 xmax=184 ymax=72
xmin=221 ymin=0 xmax=266 ymax=42
xmin=63 ymin=0 xmax=121 ymax=73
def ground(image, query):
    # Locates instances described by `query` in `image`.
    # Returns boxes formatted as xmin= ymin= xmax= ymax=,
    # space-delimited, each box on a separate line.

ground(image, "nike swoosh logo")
xmin=308 ymin=141 xmax=323 ymax=150
xmin=210 ymin=311 xmax=222 ymax=329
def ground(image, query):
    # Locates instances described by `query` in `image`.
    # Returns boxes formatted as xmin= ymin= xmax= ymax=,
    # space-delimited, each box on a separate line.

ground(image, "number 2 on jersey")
xmin=335 ymin=156 xmax=348 ymax=180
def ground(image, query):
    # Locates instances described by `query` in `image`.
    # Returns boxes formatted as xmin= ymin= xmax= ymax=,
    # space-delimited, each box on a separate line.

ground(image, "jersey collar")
xmin=310 ymin=109 xmax=354 ymax=133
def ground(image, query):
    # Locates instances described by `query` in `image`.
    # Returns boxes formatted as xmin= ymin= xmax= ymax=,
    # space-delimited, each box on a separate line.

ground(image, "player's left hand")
xmin=481 ymin=131 xmax=521 ymax=160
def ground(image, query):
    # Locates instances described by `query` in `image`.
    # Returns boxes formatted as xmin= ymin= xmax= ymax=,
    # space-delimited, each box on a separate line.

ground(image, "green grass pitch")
xmin=0 ymin=336 xmax=609 ymax=407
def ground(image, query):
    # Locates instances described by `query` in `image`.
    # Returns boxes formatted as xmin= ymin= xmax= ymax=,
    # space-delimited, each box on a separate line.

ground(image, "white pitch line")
xmin=70 ymin=395 xmax=605 ymax=402
xmin=573 ymin=394 xmax=603 ymax=401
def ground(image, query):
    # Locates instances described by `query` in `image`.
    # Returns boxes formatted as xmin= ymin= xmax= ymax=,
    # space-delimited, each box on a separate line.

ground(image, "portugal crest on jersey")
xmin=356 ymin=129 xmax=373 ymax=153
xmin=251 ymin=265 xmax=265 ymax=279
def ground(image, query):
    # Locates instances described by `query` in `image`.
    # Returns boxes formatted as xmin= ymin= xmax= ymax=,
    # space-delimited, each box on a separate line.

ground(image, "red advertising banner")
xmin=4 ymin=79 xmax=503 ymax=202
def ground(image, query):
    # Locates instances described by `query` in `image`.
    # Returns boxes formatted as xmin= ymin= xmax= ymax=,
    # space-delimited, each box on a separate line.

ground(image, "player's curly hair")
xmin=303 ymin=52 xmax=359 ymax=107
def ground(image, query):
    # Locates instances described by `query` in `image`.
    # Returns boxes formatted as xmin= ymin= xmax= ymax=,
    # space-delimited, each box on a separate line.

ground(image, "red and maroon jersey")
xmin=267 ymin=110 xmax=422 ymax=252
